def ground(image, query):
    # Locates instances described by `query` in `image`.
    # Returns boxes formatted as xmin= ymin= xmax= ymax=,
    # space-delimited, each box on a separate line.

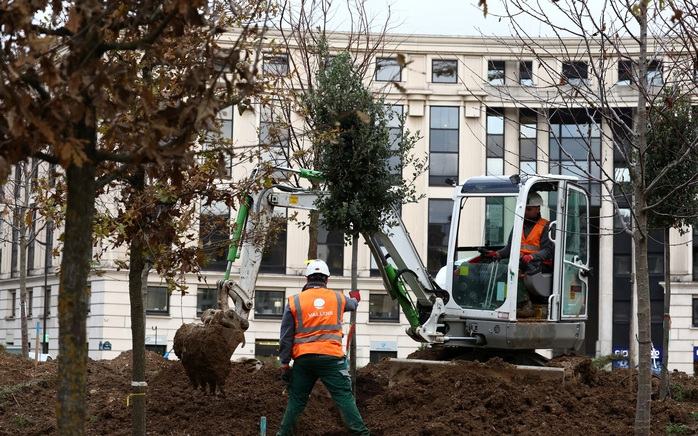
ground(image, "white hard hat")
xmin=304 ymin=259 xmax=330 ymax=277
xmin=526 ymin=192 xmax=544 ymax=207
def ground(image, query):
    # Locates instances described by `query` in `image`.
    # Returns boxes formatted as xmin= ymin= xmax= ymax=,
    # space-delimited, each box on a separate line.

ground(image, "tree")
xmin=0 ymin=1 xmax=270 ymax=433
xmin=644 ymin=92 xmax=698 ymax=399
xmin=0 ymin=160 xmax=53 ymax=358
xmin=476 ymin=1 xmax=698 ymax=432
xmin=305 ymin=50 xmax=422 ymax=387
xmin=270 ymin=0 xmax=395 ymax=259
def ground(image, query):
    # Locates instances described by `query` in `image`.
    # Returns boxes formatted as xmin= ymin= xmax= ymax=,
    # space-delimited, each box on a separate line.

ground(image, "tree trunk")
xmin=307 ymin=210 xmax=319 ymax=259
xmin=57 ymin=152 xmax=96 ymax=435
xmin=659 ymin=227 xmax=671 ymax=400
xmin=19 ymin=214 xmax=29 ymax=358
xmin=349 ymin=233 xmax=358 ymax=393
xmin=633 ymin=4 xmax=651 ymax=434
xmin=19 ymin=161 xmax=30 ymax=358
xmin=128 ymin=169 xmax=147 ymax=436
xmin=633 ymin=206 xmax=652 ymax=435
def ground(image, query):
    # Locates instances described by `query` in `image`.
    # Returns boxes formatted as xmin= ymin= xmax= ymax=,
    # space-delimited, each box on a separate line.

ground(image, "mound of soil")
xmin=1 ymin=349 xmax=697 ymax=435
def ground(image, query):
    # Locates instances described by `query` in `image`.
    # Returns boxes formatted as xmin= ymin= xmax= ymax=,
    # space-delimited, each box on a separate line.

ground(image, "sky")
xmin=316 ymin=0 xmax=641 ymax=38
xmin=359 ymin=0 xmax=520 ymax=36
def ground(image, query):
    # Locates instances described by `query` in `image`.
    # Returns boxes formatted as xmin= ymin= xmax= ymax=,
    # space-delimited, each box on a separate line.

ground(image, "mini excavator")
xmin=215 ymin=166 xmax=591 ymax=362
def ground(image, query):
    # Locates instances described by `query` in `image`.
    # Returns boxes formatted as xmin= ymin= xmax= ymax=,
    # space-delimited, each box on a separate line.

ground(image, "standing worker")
xmin=277 ymin=259 xmax=369 ymax=436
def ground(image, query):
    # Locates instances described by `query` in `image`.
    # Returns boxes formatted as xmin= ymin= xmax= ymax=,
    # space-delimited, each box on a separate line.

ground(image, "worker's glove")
xmin=349 ymin=290 xmax=361 ymax=302
xmin=280 ymin=364 xmax=292 ymax=385
xmin=521 ymin=254 xmax=534 ymax=264
xmin=485 ymin=251 xmax=501 ymax=259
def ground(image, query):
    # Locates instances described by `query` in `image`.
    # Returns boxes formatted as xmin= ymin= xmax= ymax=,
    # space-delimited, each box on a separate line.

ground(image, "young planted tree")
xmin=644 ymin=92 xmax=698 ymax=399
xmin=270 ymin=0 xmax=395 ymax=259
xmin=0 ymin=1 xmax=270 ymax=433
xmin=305 ymin=50 xmax=422 ymax=387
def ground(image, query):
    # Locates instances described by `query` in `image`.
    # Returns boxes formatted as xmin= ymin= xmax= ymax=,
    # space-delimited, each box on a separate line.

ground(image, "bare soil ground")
xmin=1 ymin=349 xmax=697 ymax=435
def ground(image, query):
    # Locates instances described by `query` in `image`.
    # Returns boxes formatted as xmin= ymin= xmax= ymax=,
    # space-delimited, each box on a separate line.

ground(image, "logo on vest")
xmin=313 ymin=298 xmax=326 ymax=309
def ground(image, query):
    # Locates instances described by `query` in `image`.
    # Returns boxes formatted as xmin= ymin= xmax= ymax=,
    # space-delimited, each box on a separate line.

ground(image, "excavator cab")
xmin=431 ymin=175 xmax=590 ymax=351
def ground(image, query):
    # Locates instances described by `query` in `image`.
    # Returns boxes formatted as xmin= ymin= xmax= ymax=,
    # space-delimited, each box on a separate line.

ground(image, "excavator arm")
xmin=217 ymin=166 xmax=447 ymax=343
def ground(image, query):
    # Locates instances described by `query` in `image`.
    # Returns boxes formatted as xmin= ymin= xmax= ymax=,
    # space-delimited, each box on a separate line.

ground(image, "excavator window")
xmin=450 ymin=196 xmax=517 ymax=310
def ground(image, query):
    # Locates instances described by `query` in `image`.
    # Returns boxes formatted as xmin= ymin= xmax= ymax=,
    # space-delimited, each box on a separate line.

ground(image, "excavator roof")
xmin=460 ymin=175 xmax=522 ymax=194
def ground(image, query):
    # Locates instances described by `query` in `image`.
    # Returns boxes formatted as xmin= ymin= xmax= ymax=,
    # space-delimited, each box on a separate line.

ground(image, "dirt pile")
xmin=1 ymin=350 xmax=697 ymax=435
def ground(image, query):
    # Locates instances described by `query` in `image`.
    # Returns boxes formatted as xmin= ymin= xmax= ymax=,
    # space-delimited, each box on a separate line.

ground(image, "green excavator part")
xmin=224 ymin=194 xmax=252 ymax=280
xmin=298 ymin=168 xmax=325 ymax=182
xmin=384 ymin=263 xmax=421 ymax=329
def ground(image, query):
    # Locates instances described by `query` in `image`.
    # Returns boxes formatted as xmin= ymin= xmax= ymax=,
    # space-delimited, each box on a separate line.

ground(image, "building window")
xmin=519 ymin=61 xmax=533 ymax=86
xmin=255 ymin=339 xmax=279 ymax=359
xmin=432 ymin=59 xmax=458 ymax=83
xmin=369 ymin=293 xmax=399 ymax=322
xmin=370 ymin=350 xmax=397 ymax=363
xmin=385 ymin=104 xmax=404 ymax=177
xmin=44 ymin=286 xmax=51 ymax=316
xmin=519 ymin=109 xmax=537 ymax=175
xmin=562 ymin=61 xmax=588 ymax=86
xmin=262 ymin=54 xmax=289 ymax=76
xmin=487 ymin=60 xmax=505 ymax=85
xmin=647 ymin=60 xmax=663 ymax=86
xmin=427 ymin=199 xmax=452 ymax=275
xmin=618 ymin=60 xmax=632 ymax=85
xmin=693 ymin=228 xmax=698 ymax=282
xmin=486 ymin=109 xmax=505 ymax=176
xmin=375 ymin=57 xmax=401 ymax=82
xmin=429 ymin=106 xmax=459 ymax=186
xmin=260 ymin=210 xmax=287 ymax=274
xmin=549 ymin=110 xmax=602 ymax=206
xmin=199 ymin=201 xmax=230 ymax=271
xmin=259 ymin=101 xmax=290 ymax=166
xmin=254 ymin=290 xmax=285 ymax=319
xmin=318 ymin=221 xmax=344 ymax=276
xmin=27 ymin=289 xmax=33 ymax=317
xmin=201 ymin=106 xmax=234 ymax=177
xmin=485 ymin=198 xmax=506 ymax=246
xmin=9 ymin=290 xmax=16 ymax=318
xmin=196 ymin=286 xmax=217 ymax=315
xmin=614 ymin=254 xmax=632 ymax=276
xmin=145 ymin=286 xmax=170 ymax=315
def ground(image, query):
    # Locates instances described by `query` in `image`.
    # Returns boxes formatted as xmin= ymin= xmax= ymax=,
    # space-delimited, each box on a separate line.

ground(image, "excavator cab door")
xmin=555 ymin=183 xmax=590 ymax=320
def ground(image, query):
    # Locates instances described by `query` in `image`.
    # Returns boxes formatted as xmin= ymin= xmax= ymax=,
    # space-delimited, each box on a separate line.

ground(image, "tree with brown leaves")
xmin=0 ymin=1 xmax=272 ymax=433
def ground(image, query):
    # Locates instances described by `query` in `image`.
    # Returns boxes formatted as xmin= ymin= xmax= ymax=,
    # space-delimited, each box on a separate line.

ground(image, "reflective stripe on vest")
xmin=288 ymin=288 xmax=346 ymax=359
xmin=520 ymin=218 xmax=549 ymax=255
xmin=293 ymin=333 xmax=343 ymax=344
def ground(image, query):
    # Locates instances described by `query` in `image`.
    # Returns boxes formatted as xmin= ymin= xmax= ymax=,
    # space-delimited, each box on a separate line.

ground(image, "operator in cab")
xmin=485 ymin=192 xmax=553 ymax=316
xmin=277 ymin=259 xmax=369 ymax=436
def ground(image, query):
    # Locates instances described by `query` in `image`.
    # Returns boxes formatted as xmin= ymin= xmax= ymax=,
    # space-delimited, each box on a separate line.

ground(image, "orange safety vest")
xmin=520 ymin=218 xmax=549 ymax=255
xmin=288 ymin=287 xmax=346 ymax=359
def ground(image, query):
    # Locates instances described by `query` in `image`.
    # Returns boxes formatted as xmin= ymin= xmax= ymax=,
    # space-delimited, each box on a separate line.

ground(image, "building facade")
xmin=1 ymin=33 xmax=697 ymax=371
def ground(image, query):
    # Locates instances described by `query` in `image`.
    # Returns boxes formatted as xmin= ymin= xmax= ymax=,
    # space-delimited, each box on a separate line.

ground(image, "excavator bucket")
xmin=173 ymin=302 xmax=249 ymax=394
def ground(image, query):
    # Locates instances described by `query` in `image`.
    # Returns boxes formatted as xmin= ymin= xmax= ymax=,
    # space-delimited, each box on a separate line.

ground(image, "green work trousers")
xmin=277 ymin=355 xmax=369 ymax=436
